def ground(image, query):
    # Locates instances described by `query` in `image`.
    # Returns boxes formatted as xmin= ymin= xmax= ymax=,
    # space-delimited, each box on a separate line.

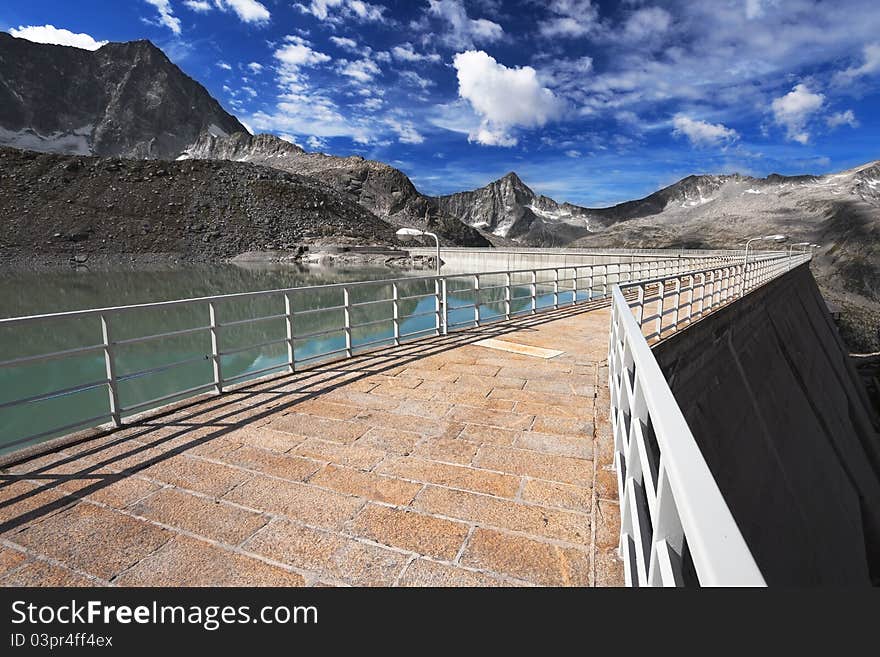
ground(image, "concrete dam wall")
xmin=653 ymin=264 xmax=880 ymax=586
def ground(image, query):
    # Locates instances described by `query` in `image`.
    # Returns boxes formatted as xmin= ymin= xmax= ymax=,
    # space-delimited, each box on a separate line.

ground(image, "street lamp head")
xmin=395 ymin=227 xmax=425 ymax=241
xmin=764 ymin=234 xmax=786 ymax=241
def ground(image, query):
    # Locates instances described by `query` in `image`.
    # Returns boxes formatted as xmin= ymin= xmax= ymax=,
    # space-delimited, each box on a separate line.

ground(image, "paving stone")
xmin=130 ymin=488 xmax=268 ymax=545
xmin=392 ymin=399 xmax=452 ymax=419
xmin=435 ymin=392 xmax=516 ymax=411
xmin=0 ymin=547 xmax=27 ymax=575
xmin=378 ymin=456 xmax=519 ymax=497
xmin=398 ymin=559 xmax=512 ymax=587
xmin=289 ymin=398 xmax=364 ymax=420
xmin=473 ymin=444 xmax=592 ymax=486
xmin=351 ymin=504 xmax=469 ymax=560
xmin=290 ymin=438 xmax=385 ymax=470
xmin=456 ymin=373 xmax=526 ymax=389
xmin=594 ymin=546 xmax=626 ymax=587
xmin=447 ymin=406 xmax=534 ymax=430
xmin=72 ymin=476 xmax=163 ymax=509
xmin=115 ymin=536 xmax=305 ymax=586
xmin=531 ymin=416 xmax=594 ymax=438
xmin=514 ymin=400 xmax=590 ymax=419
xmin=410 ymin=436 xmax=477 ymax=465
xmin=440 ymin=362 xmax=501 ymax=377
xmin=324 ymin=389 xmax=399 ymax=411
xmin=217 ymin=445 xmax=322 ymax=481
xmin=223 ymin=476 xmax=363 ymax=530
xmin=220 ymin=425 xmax=306 ymax=453
xmin=0 ymin=481 xmax=76 ymax=536
xmin=461 ymin=528 xmax=592 ymax=586
xmin=268 ymin=413 xmax=369 ymax=443
xmin=596 ymin=499 xmax=621 ymax=549
xmin=139 ymin=455 xmax=252 ymax=497
xmin=413 ymin=486 xmax=590 ymax=543
xmin=0 ymin=560 xmax=97 ymax=586
xmin=458 ymin=424 xmax=517 ymax=446
xmin=11 ymin=503 xmax=171 ymax=580
xmin=243 ymin=519 xmax=407 ymax=586
xmin=521 ymin=479 xmax=593 ymax=512
xmin=596 ymin=468 xmax=619 ymax=501
xmin=356 ymin=427 xmax=423 ymax=455
xmin=309 ymin=465 xmax=422 ymax=505
xmin=513 ymin=431 xmax=593 ymax=459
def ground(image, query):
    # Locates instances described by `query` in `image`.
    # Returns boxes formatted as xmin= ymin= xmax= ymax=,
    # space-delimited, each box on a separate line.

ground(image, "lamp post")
xmin=742 ymin=234 xmax=786 ymax=297
xmin=396 ymin=227 xmax=441 ymax=274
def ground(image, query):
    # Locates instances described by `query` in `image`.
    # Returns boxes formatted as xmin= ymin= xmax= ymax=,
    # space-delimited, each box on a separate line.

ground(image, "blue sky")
xmin=3 ymin=1 xmax=880 ymax=206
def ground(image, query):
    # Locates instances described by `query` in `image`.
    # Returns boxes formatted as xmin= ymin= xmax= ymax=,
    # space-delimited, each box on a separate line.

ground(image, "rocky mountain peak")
xmin=0 ymin=33 xmax=247 ymax=158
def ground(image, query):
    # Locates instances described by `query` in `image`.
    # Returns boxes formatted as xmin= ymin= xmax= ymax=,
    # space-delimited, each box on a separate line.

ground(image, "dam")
xmin=0 ymin=248 xmax=877 ymax=587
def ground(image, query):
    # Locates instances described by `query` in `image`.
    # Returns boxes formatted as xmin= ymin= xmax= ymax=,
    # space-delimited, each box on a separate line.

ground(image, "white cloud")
xmin=298 ymin=0 xmax=386 ymax=23
xmin=391 ymin=42 xmax=441 ymax=63
xmin=182 ymin=0 xmax=270 ymax=24
xmin=826 ymin=109 xmax=858 ymax=128
xmin=672 ymin=114 xmax=739 ymax=147
xmin=771 ymin=83 xmax=824 ymax=144
xmin=307 ymin=135 xmax=327 ymax=150
xmin=274 ymin=36 xmax=331 ymax=72
xmin=221 ymin=0 xmax=271 ymax=23
xmin=143 ymin=0 xmax=182 ymax=34
xmin=8 ymin=24 xmax=108 ymax=50
xmin=386 ymin=119 xmax=425 ymax=144
xmin=622 ymin=7 xmax=672 ymax=41
xmin=834 ymin=42 xmax=880 ymax=85
xmin=400 ymin=70 xmax=434 ymax=89
xmin=428 ymin=0 xmax=504 ymax=49
xmin=338 ymin=58 xmax=381 ymax=83
xmin=539 ymin=0 xmax=600 ymax=39
xmin=453 ymin=50 xmax=565 ymax=146
xmin=217 ymin=61 xmax=232 ymax=70
xmin=247 ymin=61 xmax=264 ymax=73
xmin=565 ymin=149 xmax=581 ymax=158
xmin=330 ymin=36 xmax=359 ymax=51
xmin=183 ymin=0 xmax=212 ymax=11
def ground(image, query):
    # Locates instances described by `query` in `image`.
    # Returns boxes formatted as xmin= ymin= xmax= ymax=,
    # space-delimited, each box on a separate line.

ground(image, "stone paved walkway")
xmin=0 ymin=302 xmax=623 ymax=587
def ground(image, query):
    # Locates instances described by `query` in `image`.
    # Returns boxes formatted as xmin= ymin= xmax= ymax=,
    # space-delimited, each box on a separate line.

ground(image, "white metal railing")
xmin=0 ymin=252 xmax=746 ymax=456
xmin=624 ymin=253 xmax=812 ymax=343
xmin=608 ymin=252 xmax=811 ymax=586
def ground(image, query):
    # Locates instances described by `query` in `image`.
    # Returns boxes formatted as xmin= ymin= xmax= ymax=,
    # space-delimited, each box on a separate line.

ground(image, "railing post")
xmin=655 ymin=281 xmax=664 ymax=339
xmin=588 ymin=266 xmax=594 ymax=300
xmin=672 ymin=279 xmax=681 ymax=331
xmin=284 ymin=293 xmax=295 ymax=374
xmin=530 ymin=270 xmax=537 ymax=314
xmin=573 ymin=267 xmax=579 ymax=303
xmin=504 ymin=272 xmax=511 ymax=320
xmin=474 ymin=274 xmax=481 ymax=326
xmin=208 ymin=301 xmax=222 ymax=394
xmin=392 ymin=282 xmax=401 ymax=345
xmin=100 ymin=314 xmax=121 ymax=428
xmin=635 ymin=285 xmax=645 ymax=325
xmin=441 ymin=278 xmax=448 ymax=335
xmin=434 ymin=278 xmax=442 ymax=336
xmin=553 ymin=269 xmax=559 ymax=309
xmin=343 ymin=287 xmax=352 ymax=357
